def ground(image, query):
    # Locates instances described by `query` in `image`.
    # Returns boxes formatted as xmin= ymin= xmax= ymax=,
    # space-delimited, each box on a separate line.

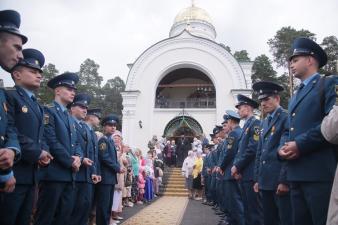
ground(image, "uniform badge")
xmin=227 ymin=137 xmax=234 ymax=149
xmin=253 ymin=126 xmax=260 ymax=141
xmin=245 ymin=127 xmax=249 ymax=134
xmin=271 ymin=126 xmax=276 ymax=135
xmin=100 ymin=142 xmax=107 ymax=151
xmin=22 ymin=105 xmax=28 ymax=113
xmin=3 ymin=102 xmax=7 ymax=113
xmin=44 ymin=114 xmax=49 ymax=125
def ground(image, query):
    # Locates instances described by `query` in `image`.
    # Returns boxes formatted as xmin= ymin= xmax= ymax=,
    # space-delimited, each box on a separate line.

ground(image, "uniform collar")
xmin=268 ymin=106 xmax=281 ymax=119
xmin=54 ymin=100 xmax=67 ymax=112
xmin=21 ymin=86 xmax=34 ymax=98
xmin=302 ymin=73 xmax=319 ymax=87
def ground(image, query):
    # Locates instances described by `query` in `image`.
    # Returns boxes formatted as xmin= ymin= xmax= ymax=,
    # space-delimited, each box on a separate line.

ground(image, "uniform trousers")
xmin=290 ymin=181 xmax=333 ymax=225
xmin=261 ymin=190 xmax=292 ymax=225
xmin=241 ymin=180 xmax=263 ymax=225
xmin=71 ymin=182 xmax=93 ymax=225
xmin=34 ymin=181 xmax=75 ymax=225
xmin=0 ymin=184 xmax=35 ymax=225
xmin=225 ymin=180 xmax=245 ymax=225
xmin=96 ymin=184 xmax=114 ymax=225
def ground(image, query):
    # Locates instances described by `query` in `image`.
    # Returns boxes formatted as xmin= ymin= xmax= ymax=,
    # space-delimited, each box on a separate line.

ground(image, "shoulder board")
xmin=45 ymin=103 xmax=55 ymax=108
xmin=4 ymin=87 xmax=15 ymax=91
xmin=99 ymin=136 xmax=108 ymax=141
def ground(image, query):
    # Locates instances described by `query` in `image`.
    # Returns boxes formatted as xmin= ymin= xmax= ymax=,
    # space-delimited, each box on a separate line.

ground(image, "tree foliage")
xmin=234 ymin=50 xmax=250 ymax=62
xmin=321 ymin=36 xmax=338 ymax=75
xmin=37 ymin=63 xmax=58 ymax=104
xmin=38 ymin=59 xmax=125 ymax=120
xmin=267 ymin=26 xmax=315 ymax=68
xmin=251 ymin=54 xmax=289 ymax=108
xmin=251 ymin=55 xmax=277 ymax=83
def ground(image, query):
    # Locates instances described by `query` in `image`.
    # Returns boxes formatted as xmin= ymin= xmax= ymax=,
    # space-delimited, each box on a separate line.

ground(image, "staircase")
xmin=161 ymin=167 xmax=188 ymax=197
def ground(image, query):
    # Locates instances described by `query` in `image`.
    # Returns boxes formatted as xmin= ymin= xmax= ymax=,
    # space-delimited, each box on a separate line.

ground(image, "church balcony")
xmin=155 ymin=97 xmax=216 ymax=109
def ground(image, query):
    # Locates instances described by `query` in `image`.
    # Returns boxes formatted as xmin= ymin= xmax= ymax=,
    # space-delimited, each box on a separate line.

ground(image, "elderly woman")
xmin=192 ymin=151 xmax=204 ymax=200
xmin=182 ymin=150 xmax=195 ymax=199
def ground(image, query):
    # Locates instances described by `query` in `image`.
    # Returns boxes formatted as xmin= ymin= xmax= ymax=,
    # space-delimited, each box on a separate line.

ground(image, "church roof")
xmin=174 ymin=5 xmax=213 ymax=25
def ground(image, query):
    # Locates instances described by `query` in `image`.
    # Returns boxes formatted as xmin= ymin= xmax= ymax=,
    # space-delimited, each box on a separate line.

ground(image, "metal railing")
xmin=155 ymin=98 xmax=216 ymax=108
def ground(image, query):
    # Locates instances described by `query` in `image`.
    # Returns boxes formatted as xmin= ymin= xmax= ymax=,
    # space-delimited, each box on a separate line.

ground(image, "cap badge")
xmin=22 ymin=105 xmax=28 ymax=113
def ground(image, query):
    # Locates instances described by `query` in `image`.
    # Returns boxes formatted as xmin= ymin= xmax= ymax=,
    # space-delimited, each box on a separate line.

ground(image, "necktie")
xmin=31 ymin=95 xmax=41 ymax=115
xmin=296 ymin=83 xmax=305 ymax=99
xmin=267 ymin=115 xmax=272 ymax=127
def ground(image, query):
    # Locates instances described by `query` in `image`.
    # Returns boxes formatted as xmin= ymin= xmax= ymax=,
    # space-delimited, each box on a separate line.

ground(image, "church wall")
xmin=123 ymin=34 xmax=250 ymax=152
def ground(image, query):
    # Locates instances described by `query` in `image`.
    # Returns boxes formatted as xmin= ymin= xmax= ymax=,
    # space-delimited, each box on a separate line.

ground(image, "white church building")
xmin=121 ymin=4 xmax=253 ymax=150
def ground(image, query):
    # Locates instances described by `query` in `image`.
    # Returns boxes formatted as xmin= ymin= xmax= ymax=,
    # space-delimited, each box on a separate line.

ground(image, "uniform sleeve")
xmin=254 ymin=136 xmax=262 ymax=182
xmin=2 ymin=91 xmax=20 ymax=158
xmin=43 ymin=108 xmax=73 ymax=168
xmin=5 ymin=91 xmax=41 ymax=163
xmin=295 ymin=77 xmax=336 ymax=155
xmin=98 ymin=138 xmax=120 ymax=173
xmin=234 ymin=120 xmax=261 ymax=172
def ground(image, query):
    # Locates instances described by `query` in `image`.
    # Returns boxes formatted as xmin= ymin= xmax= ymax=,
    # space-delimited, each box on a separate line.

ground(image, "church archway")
xmin=163 ymin=115 xmax=203 ymax=139
xmin=155 ymin=68 xmax=216 ymax=109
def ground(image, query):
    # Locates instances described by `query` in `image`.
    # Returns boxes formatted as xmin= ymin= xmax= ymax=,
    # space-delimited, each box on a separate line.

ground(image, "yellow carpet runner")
xmin=162 ymin=168 xmax=188 ymax=197
xmin=121 ymin=196 xmax=188 ymax=225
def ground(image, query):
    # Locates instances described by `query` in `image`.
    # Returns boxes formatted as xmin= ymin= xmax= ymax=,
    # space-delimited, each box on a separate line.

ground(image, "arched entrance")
xmin=163 ymin=114 xmax=203 ymax=140
xmin=163 ymin=114 xmax=203 ymax=166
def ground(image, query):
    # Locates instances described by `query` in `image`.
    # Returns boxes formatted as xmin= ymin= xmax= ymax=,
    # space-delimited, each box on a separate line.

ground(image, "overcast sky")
xmin=1 ymin=0 xmax=337 ymax=86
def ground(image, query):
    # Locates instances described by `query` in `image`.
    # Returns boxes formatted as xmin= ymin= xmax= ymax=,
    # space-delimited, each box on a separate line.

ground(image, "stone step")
xmin=162 ymin=192 xmax=189 ymax=197
xmin=163 ymin=187 xmax=188 ymax=192
xmin=167 ymin=179 xmax=185 ymax=183
xmin=164 ymin=179 xmax=185 ymax=184
xmin=165 ymin=183 xmax=185 ymax=188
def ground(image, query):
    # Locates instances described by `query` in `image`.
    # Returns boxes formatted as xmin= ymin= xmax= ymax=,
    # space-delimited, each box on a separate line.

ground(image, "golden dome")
xmin=174 ymin=5 xmax=213 ymax=25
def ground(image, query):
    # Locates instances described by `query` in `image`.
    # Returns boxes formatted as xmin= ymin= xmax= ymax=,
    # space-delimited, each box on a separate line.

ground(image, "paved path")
xmin=119 ymin=197 xmax=221 ymax=225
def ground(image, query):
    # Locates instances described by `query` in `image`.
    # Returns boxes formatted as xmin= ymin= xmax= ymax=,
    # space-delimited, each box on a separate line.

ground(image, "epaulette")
xmin=44 ymin=103 xmax=54 ymax=108
xmin=99 ymin=135 xmax=108 ymax=141
xmin=4 ymin=87 xmax=15 ymax=91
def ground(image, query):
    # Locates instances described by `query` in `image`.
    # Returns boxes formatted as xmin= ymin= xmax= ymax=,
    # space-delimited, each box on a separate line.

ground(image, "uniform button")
xmin=262 ymin=161 xmax=266 ymax=164
xmin=0 ymin=116 xmax=1 ymax=120
xmin=290 ymin=127 xmax=294 ymax=131
xmin=70 ymin=133 xmax=72 ymax=136
xmin=71 ymin=144 xmax=74 ymax=147
xmin=0 ymin=136 xmax=4 ymax=140
xmin=38 ymin=140 xmax=41 ymax=143
xmin=292 ymin=113 xmax=296 ymax=117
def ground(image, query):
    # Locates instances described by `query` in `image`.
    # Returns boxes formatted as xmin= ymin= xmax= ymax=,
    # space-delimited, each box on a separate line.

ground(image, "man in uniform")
xmin=0 ymin=9 xmax=26 ymax=193
xmin=220 ymin=110 xmax=244 ymax=225
xmin=34 ymin=72 xmax=83 ymax=225
xmin=252 ymin=81 xmax=292 ymax=225
xmin=209 ymin=126 xmax=223 ymax=211
xmin=69 ymin=93 xmax=98 ymax=225
xmin=0 ymin=48 xmax=53 ymax=225
xmin=96 ymin=115 xmax=124 ymax=225
xmin=85 ymin=108 xmax=102 ymax=225
xmin=231 ymin=94 xmax=263 ymax=225
xmin=278 ymin=37 xmax=337 ymax=225
xmin=204 ymin=133 xmax=217 ymax=206
xmin=216 ymin=117 xmax=231 ymax=219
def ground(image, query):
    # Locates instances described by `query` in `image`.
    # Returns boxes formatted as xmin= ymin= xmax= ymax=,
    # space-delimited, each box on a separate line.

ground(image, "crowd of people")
xmin=0 ymin=9 xmax=167 ymax=225
xmin=182 ymin=38 xmax=338 ymax=225
xmin=1 ymin=8 xmax=338 ymax=225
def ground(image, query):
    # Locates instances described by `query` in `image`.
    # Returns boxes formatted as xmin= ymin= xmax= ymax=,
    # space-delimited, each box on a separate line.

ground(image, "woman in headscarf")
xmin=182 ymin=150 xmax=195 ymax=199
